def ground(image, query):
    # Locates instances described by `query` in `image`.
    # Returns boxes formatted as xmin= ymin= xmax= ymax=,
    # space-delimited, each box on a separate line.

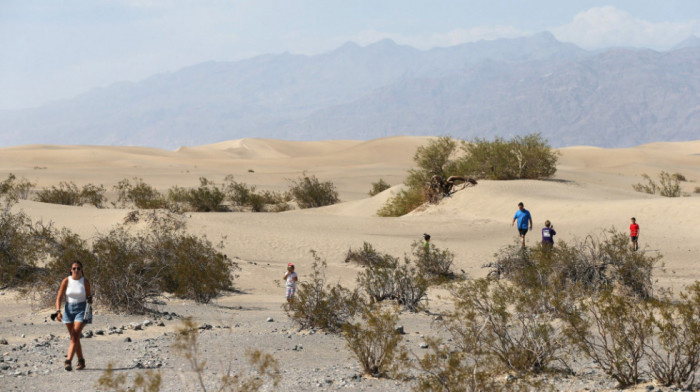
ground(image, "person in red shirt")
xmin=630 ymin=217 xmax=640 ymax=251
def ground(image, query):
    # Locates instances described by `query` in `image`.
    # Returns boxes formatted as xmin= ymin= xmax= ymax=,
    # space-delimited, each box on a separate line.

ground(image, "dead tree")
xmin=425 ymin=175 xmax=478 ymax=204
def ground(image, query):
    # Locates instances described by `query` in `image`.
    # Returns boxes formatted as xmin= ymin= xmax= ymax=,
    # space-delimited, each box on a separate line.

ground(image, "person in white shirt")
xmin=55 ymin=260 xmax=92 ymax=371
xmin=283 ymin=263 xmax=298 ymax=303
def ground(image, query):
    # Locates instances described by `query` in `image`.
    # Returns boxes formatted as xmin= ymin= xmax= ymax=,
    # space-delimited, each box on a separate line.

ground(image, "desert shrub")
xmin=287 ymin=172 xmax=339 ymax=209
xmin=0 ymin=206 xmax=44 ymax=289
xmin=376 ymin=187 xmax=426 ymax=217
xmin=96 ymin=364 xmax=162 ymax=392
xmin=225 ymin=175 xmax=291 ymax=212
xmin=449 ymin=279 xmax=568 ymax=374
xmin=22 ymin=226 xmax=96 ymax=307
xmin=562 ymin=289 xmax=652 ymax=387
xmin=485 ymin=230 xmax=661 ymax=299
xmin=167 ymin=177 xmax=227 ymax=212
xmin=152 ymin=232 xmax=238 ymax=303
xmin=79 ymin=183 xmax=107 ymax=207
xmin=632 ymin=173 xmax=657 ymax=194
xmin=343 ymin=304 xmax=403 ymax=377
xmin=345 ymin=242 xmax=393 ymax=267
xmin=114 ymin=177 xmax=167 ymax=209
xmin=671 ymin=172 xmax=687 ymax=182
xmin=411 ymin=240 xmax=457 ymax=281
xmin=407 ymin=337 xmax=502 ymax=392
xmin=35 ymin=181 xmax=81 ymax=205
xmin=0 ymin=173 xmax=35 ymax=203
xmin=695 ymin=186 xmax=700 ymax=194
xmin=90 ymin=227 xmax=156 ymax=313
xmin=633 ymin=171 xmax=683 ymax=197
xmin=285 ymin=251 xmax=361 ymax=331
xmin=349 ymin=243 xmax=428 ymax=311
xmin=454 ymin=133 xmax=558 ymax=180
xmin=368 ymin=178 xmax=391 ymax=196
xmin=658 ymin=171 xmax=682 ymax=197
xmin=645 ymin=282 xmax=700 ymax=388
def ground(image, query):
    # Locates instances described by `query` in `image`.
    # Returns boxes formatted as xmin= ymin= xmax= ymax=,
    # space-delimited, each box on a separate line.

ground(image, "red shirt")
xmin=630 ymin=223 xmax=639 ymax=237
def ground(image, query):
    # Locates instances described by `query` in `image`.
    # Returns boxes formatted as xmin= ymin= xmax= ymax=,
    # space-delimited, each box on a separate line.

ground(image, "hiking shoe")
xmin=76 ymin=358 xmax=85 ymax=370
xmin=64 ymin=359 xmax=72 ymax=371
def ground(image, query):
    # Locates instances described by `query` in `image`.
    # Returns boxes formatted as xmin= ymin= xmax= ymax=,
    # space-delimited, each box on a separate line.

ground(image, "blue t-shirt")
xmin=514 ymin=209 xmax=532 ymax=229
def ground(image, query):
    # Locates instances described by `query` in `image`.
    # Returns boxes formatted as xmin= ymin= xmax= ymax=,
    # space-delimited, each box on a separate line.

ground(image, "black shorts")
xmin=631 ymin=236 xmax=638 ymax=242
xmin=518 ymin=228 xmax=529 ymax=236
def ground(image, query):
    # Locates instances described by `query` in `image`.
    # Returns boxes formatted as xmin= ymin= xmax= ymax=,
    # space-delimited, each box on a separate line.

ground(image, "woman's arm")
xmin=55 ymin=278 xmax=68 ymax=311
xmin=85 ymin=279 xmax=92 ymax=303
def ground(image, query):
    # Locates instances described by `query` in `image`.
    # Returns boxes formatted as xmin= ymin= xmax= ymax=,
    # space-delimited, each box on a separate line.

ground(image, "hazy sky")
xmin=1 ymin=0 xmax=699 ymax=110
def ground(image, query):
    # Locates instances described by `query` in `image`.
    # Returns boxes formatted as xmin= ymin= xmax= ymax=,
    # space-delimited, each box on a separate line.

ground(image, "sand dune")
xmin=3 ymin=136 xmax=699 ymax=289
xmin=2 ymin=137 xmax=700 ymax=391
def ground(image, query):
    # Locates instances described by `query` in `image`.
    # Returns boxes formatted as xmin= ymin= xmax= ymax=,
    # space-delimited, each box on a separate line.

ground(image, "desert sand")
xmin=1 ymin=137 xmax=699 ymax=391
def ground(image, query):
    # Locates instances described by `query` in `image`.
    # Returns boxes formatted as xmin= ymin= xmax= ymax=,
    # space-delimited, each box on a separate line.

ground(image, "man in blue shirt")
xmin=511 ymin=202 xmax=532 ymax=248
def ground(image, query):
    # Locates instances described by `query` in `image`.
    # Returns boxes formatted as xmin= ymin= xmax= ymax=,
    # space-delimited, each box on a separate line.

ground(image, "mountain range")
xmin=1 ymin=32 xmax=698 ymax=149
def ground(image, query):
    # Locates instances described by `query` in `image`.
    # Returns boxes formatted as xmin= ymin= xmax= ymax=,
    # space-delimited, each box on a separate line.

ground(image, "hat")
xmin=287 ymin=263 xmax=294 ymax=267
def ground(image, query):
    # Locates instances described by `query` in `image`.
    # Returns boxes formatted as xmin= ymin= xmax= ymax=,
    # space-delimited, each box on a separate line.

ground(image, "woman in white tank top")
xmin=55 ymin=260 xmax=92 ymax=371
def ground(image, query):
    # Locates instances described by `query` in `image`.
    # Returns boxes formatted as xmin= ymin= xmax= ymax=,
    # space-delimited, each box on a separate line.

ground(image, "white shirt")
xmin=65 ymin=276 xmax=87 ymax=304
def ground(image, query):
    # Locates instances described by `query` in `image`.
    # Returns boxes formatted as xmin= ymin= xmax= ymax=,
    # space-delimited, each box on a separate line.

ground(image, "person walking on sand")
xmin=511 ymin=202 xmax=533 ymax=248
xmin=630 ymin=217 xmax=640 ymax=251
xmin=284 ymin=263 xmax=298 ymax=303
xmin=541 ymin=220 xmax=556 ymax=249
xmin=422 ymin=233 xmax=431 ymax=255
xmin=55 ymin=260 xmax=91 ymax=371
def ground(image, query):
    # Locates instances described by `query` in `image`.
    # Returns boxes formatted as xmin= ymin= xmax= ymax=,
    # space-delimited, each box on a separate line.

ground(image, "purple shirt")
xmin=541 ymin=227 xmax=556 ymax=244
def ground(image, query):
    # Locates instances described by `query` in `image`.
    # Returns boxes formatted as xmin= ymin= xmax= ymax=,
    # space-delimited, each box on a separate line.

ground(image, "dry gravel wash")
xmin=0 ymin=290 xmax=693 ymax=392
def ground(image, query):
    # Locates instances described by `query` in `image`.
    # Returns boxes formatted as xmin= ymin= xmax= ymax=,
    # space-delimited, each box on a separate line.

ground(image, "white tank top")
xmin=65 ymin=276 xmax=86 ymax=304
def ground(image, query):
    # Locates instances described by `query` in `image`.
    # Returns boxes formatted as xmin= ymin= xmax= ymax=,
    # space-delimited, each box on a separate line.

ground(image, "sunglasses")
xmin=72 ymin=267 xmax=81 ymax=271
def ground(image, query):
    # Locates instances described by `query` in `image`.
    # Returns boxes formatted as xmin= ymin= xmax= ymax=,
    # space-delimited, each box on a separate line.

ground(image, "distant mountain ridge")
xmin=1 ymin=32 xmax=697 ymax=149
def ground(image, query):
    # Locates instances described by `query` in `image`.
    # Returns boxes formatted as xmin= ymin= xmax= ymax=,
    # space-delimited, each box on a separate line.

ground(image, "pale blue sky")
xmin=1 ymin=0 xmax=698 ymax=110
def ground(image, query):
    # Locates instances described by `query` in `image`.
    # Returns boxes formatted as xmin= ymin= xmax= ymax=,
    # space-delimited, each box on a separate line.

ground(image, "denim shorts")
xmin=63 ymin=301 xmax=87 ymax=324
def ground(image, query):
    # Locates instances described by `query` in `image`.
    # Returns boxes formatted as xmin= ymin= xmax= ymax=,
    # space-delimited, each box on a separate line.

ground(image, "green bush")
xmin=225 ymin=175 xmax=291 ymax=212
xmin=671 ymin=172 xmax=687 ymax=182
xmin=455 ymin=134 xmax=558 ymax=180
xmin=35 ymin=181 xmax=107 ymax=207
xmin=152 ymin=232 xmax=238 ymax=303
xmin=285 ymin=251 xmax=361 ymax=331
xmin=376 ymin=187 xmax=426 ymax=217
xmin=288 ymin=172 xmax=339 ymax=209
xmin=0 ymin=206 xmax=44 ymax=289
xmin=379 ymin=134 xmax=556 ymax=216
xmin=114 ymin=177 xmax=167 ymax=209
xmin=79 ymin=183 xmax=107 ymax=208
xmin=343 ymin=304 xmax=403 ymax=377
xmin=167 ymin=177 xmax=227 ymax=212
xmin=404 ymin=136 xmax=459 ymax=189
xmin=368 ymin=179 xmax=391 ymax=196
xmin=35 ymin=181 xmax=81 ymax=205
xmin=0 ymin=173 xmax=35 ymax=203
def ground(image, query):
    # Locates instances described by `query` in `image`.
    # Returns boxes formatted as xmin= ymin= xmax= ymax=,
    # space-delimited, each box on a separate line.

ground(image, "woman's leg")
xmin=65 ymin=323 xmax=75 ymax=360
xmin=72 ymin=321 xmax=85 ymax=360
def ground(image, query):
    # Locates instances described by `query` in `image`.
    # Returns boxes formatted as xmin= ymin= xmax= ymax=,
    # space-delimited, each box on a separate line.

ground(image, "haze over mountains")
xmin=1 ymin=32 xmax=698 ymax=149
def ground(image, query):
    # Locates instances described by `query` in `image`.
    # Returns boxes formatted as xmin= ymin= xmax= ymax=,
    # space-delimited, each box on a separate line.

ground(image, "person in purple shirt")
xmin=541 ymin=220 xmax=556 ymax=249
xmin=511 ymin=202 xmax=532 ymax=248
